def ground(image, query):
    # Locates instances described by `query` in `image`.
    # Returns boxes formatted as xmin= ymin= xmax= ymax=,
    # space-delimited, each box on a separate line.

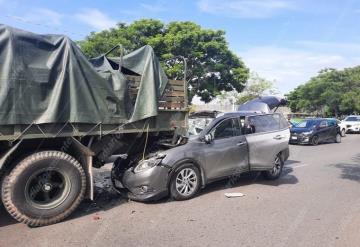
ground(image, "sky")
xmin=1 ymin=0 xmax=360 ymax=94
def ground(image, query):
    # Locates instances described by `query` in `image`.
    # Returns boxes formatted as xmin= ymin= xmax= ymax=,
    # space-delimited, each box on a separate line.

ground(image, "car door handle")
xmin=273 ymin=135 xmax=285 ymax=140
xmin=237 ymin=142 xmax=246 ymax=146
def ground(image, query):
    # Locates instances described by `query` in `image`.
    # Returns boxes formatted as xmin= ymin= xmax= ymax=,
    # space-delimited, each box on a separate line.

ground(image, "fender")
xmin=0 ymin=140 xmax=23 ymax=172
xmin=166 ymin=158 xmax=207 ymax=188
xmin=70 ymin=137 xmax=95 ymax=200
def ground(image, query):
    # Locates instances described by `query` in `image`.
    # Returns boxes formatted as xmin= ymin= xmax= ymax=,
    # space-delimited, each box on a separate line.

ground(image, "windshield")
xmin=188 ymin=117 xmax=215 ymax=135
xmin=344 ymin=116 xmax=360 ymax=122
xmin=295 ymin=120 xmax=318 ymax=128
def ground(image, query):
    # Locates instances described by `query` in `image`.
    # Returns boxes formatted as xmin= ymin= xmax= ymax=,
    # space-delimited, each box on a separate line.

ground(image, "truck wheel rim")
xmin=25 ymin=168 xmax=71 ymax=210
xmin=176 ymin=168 xmax=198 ymax=196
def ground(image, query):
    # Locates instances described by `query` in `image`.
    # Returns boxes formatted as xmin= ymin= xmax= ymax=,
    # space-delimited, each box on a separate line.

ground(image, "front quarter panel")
xmin=159 ymin=140 xmax=207 ymax=183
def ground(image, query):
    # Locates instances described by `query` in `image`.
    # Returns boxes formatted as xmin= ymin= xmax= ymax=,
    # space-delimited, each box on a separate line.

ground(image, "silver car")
xmin=116 ymin=112 xmax=290 ymax=201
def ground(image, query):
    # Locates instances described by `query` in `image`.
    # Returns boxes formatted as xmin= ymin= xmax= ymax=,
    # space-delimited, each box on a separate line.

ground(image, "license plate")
xmin=291 ymin=136 xmax=297 ymax=140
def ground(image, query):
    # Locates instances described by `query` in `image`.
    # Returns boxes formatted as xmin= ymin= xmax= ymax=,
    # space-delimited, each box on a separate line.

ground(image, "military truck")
xmin=0 ymin=25 xmax=188 ymax=226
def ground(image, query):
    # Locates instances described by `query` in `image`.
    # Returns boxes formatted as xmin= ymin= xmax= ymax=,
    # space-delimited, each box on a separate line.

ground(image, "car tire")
xmin=335 ymin=133 xmax=341 ymax=143
xmin=262 ymin=153 xmax=284 ymax=180
xmin=311 ymin=135 xmax=319 ymax=145
xmin=1 ymin=151 xmax=86 ymax=226
xmin=169 ymin=163 xmax=201 ymax=201
xmin=341 ymin=129 xmax=346 ymax=137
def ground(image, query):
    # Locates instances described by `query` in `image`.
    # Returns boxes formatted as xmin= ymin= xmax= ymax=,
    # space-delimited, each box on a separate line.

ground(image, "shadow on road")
xmin=68 ymin=187 xmax=127 ymax=223
xmin=0 ymin=205 xmax=18 ymax=227
xmin=331 ymin=153 xmax=360 ymax=183
xmin=285 ymin=160 xmax=301 ymax=166
xmin=146 ymin=161 xmax=300 ymax=205
xmin=181 ymin=162 xmax=299 ymax=199
xmin=0 ymin=186 xmax=127 ymax=228
xmin=332 ymin=164 xmax=360 ymax=183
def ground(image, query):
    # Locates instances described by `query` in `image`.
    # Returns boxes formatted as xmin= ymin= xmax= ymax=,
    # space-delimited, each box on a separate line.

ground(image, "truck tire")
xmin=1 ymin=151 xmax=86 ymax=226
xmin=262 ymin=153 xmax=284 ymax=180
xmin=170 ymin=163 xmax=201 ymax=201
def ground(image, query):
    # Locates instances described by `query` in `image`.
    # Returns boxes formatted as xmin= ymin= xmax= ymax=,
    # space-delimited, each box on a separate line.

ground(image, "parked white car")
xmin=340 ymin=115 xmax=360 ymax=135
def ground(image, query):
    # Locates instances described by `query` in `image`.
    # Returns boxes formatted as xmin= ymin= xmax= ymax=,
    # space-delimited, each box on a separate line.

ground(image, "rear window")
xmin=247 ymin=114 xmax=287 ymax=133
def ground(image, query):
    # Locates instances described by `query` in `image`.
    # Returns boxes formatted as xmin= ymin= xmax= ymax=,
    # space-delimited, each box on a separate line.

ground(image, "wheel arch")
xmin=279 ymin=147 xmax=289 ymax=162
xmin=167 ymin=158 xmax=206 ymax=188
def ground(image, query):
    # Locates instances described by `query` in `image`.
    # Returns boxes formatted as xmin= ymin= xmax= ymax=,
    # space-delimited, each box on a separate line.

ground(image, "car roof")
xmin=219 ymin=111 xmax=263 ymax=118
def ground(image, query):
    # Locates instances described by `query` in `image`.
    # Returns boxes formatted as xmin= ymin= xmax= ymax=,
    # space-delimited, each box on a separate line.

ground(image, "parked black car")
xmin=289 ymin=118 xmax=341 ymax=145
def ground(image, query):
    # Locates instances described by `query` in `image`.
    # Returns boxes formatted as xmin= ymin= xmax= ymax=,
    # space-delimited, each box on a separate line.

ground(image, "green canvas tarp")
xmin=0 ymin=25 xmax=168 ymax=125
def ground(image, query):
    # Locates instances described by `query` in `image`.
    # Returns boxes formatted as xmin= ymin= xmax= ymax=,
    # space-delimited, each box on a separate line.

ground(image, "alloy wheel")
xmin=269 ymin=156 xmax=282 ymax=176
xmin=175 ymin=168 xmax=198 ymax=196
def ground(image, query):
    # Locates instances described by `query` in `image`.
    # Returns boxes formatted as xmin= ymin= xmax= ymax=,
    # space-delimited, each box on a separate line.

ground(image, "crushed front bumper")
xmin=115 ymin=165 xmax=171 ymax=202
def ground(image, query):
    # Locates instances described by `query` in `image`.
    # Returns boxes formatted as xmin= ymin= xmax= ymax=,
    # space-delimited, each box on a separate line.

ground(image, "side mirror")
xmin=204 ymin=133 xmax=214 ymax=144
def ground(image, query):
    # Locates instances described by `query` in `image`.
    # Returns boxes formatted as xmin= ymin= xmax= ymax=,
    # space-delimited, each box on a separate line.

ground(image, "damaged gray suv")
xmin=114 ymin=111 xmax=290 ymax=201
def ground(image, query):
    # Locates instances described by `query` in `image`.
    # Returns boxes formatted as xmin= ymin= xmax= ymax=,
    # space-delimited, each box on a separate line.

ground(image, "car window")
xmin=212 ymin=118 xmax=242 ymax=139
xmin=274 ymin=114 xmax=289 ymax=129
xmin=213 ymin=119 xmax=235 ymax=139
xmin=233 ymin=118 xmax=242 ymax=136
xmin=247 ymin=114 xmax=280 ymax=133
xmin=327 ymin=120 xmax=336 ymax=126
xmin=345 ymin=116 xmax=360 ymax=121
xmin=319 ymin=120 xmax=327 ymax=127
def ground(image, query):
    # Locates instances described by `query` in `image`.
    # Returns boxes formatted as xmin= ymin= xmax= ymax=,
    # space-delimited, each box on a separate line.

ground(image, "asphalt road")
xmin=1 ymin=134 xmax=360 ymax=247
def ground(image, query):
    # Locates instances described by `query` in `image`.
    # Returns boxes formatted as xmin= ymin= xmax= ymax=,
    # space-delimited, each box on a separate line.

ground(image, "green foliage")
xmin=287 ymin=67 xmax=360 ymax=117
xmin=235 ymin=72 xmax=278 ymax=104
xmin=78 ymin=19 xmax=249 ymax=103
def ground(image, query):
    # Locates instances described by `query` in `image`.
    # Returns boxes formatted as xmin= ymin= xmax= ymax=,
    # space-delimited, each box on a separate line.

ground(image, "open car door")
xmin=244 ymin=114 xmax=290 ymax=170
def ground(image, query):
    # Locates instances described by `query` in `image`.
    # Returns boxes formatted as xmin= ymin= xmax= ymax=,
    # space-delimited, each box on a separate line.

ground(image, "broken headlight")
xmin=133 ymin=154 xmax=166 ymax=173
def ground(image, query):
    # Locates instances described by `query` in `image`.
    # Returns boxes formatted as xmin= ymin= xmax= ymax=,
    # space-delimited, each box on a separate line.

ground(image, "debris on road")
xmin=224 ymin=193 xmax=246 ymax=198
xmin=92 ymin=213 xmax=101 ymax=221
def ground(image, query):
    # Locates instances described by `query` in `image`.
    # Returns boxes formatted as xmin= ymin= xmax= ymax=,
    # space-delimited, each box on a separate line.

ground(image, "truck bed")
xmin=0 ymin=76 xmax=188 ymax=142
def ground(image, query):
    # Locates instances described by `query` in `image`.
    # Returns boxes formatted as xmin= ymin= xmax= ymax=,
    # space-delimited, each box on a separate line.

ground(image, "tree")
xmin=287 ymin=66 xmax=360 ymax=117
xmin=235 ymin=72 xmax=278 ymax=104
xmin=78 ymin=19 xmax=249 ymax=103
xmin=213 ymin=72 xmax=278 ymax=106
